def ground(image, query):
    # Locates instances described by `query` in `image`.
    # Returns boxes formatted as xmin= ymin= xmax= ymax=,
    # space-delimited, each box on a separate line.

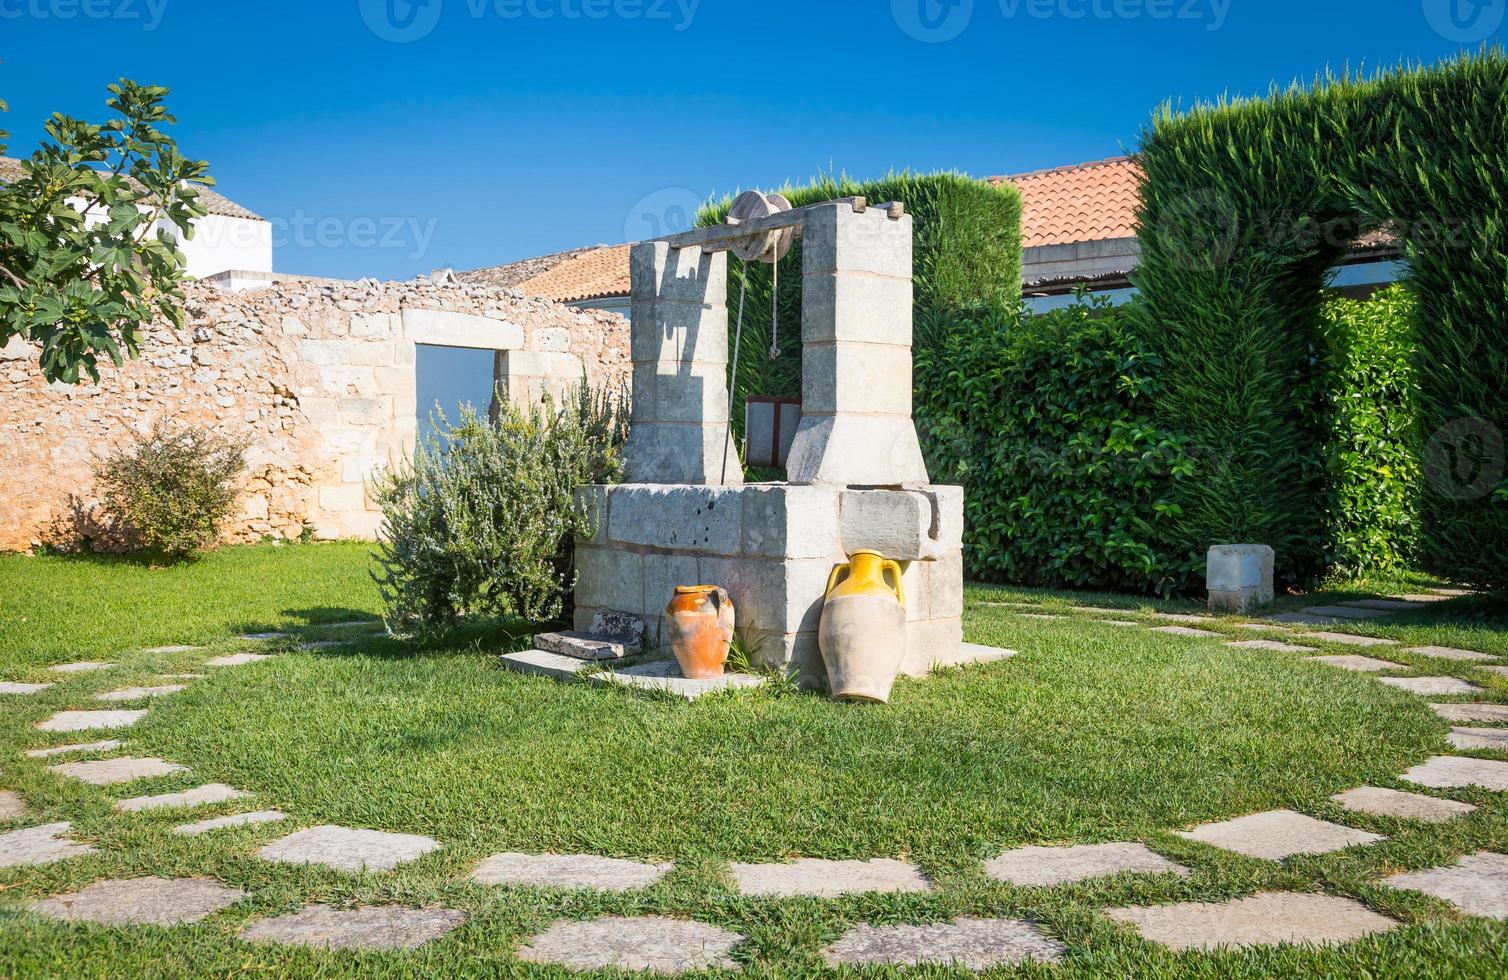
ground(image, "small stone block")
xmin=259 ymin=825 xmax=442 ymax=873
xmin=1272 ymin=613 xmax=1344 ymax=626
xmin=1105 ymin=892 xmax=1397 ymax=951
xmin=36 ymin=710 xmax=147 ymax=732
xmin=1154 ymin=613 xmax=1218 ymax=625
xmin=984 ymin=842 xmax=1190 ymax=887
xmin=25 ymin=740 xmax=123 ymax=759
xmin=0 ymin=791 xmax=27 ymax=821
xmin=1304 ymin=632 xmax=1399 ymax=647
xmin=240 ymin=904 xmax=467 ymax=951
xmin=0 ymin=682 xmax=53 ymax=695
xmin=1331 ymin=786 xmax=1477 ymax=823
xmin=591 ymin=610 xmax=645 ymax=639
xmin=1308 ymin=655 xmax=1404 ymax=673
xmin=1432 ymin=703 xmax=1508 ymax=724
xmin=472 ymin=852 xmax=672 ymax=892
xmin=1151 ymin=626 xmax=1222 ymax=639
xmin=1378 ymin=677 xmax=1483 ymax=696
xmin=1408 ymin=647 xmax=1496 ymax=663
xmin=500 ymin=650 xmax=586 ymax=682
xmin=142 ymin=646 xmax=201 ymax=654
xmin=1480 ymin=666 xmax=1508 ymax=679
xmin=239 ymin=632 xmax=290 ymax=641
xmin=49 ymin=662 xmax=114 ymax=673
xmin=1227 ymin=640 xmax=1317 ymax=653
xmin=1449 ymin=727 xmax=1508 ymax=752
xmin=1344 ymin=599 xmax=1430 ymax=612
xmin=534 ymin=631 xmax=640 ymax=661
xmin=0 ymin=822 xmax=95 ymax=868
xmin=116 ymin=784 xmax=253 ymax=813
xmin=205 ymin=653 xmax=274 ymax=667
xmin=1402 ymin=756 xmax=1508 ymax=792
xmin=48 ymin=757 xmax=187 ymax=786
xmin=519 ymin=916 xmax=742 ymax=974
xmin=174 ymin=811 xmax=288 ymax=836
xmin=593 ymin=660 xmax=767 ymax=701
xmin=93 ymin=685 xmax=188 ymax=703
xmin=1382 ymin=852 xmax=1508 ymax=920
xmin=940 ymin=643 xmax=1018 ymax=668
xmin=822 ymin=918 xmax=1066 ymax=970
xmin=1305 ymin=606 xmax=1392 ymax=620
xmin=30 ymin=877 xmax=244 ymax=926
xmin=730 ymin=858 xmax=930 ymax=897
xmin=1176 ymin=810 xmax=1383 ymax=861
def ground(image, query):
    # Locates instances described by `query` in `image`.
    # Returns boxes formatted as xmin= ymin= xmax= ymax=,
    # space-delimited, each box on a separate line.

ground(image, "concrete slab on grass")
xmin=48 ymin=757 xmax=187 ymax=786
xmin=1409 ymin=646 xmax=1496 ymax=663
xmin=1105 ymin=892 xmax=1397 ymax=951
xmin=519 ymin=916 xmax=742 ymax=974
xmin=93 ymin=685 xmax=187 ymax=703
xmin=1308 ymin=655 xmax=1403 ymax=673
xmin=822 ymin=918 xmax=1066 ymax=969
xmin=1431 ymin=703 xmax=1508 ymax=724
xmin=1382 ymin=852 xmax=1508 ymax=920
xmin=1449 ymin=728 xmax=1508 ymax=752
xmin=0 ymin=822 xmax=95 ymax=868
xmin=24 ymin=740 xmax=122 ymax=759
xmin=116 ymin=784 xmax=252 ymax=813
xmin=259 ymin=825 xmax=442 ymax=873
xmin=0 ymin=791 xmax=27 ymax=821
xmin=472 ymin=852 xmax=672 ymax=892
xmin=1331 ymin=786 xmax=1477 ymax=824
xmin=35 ymin=710 xmax=146 ymax=733
xmin=240 ymin=904 xmax=466 ymax=951
xmin=984 ymin=842 xmax=1189 ymax=887
xmin=1378 ymin=677 xmax=1483 ymax=696
xmin=30 ymin=877 xmax=244 ymax=926
xmin=1176 ymin=810 xmax=1383 ymax=861
xmin=174 ymin=811 xmax=287 ymax=836
xmin=0 ymin=682 xmax=53 ymax=695
xmin=1303 ymin=632 xmax=1398 ymax=647
xmin=1227 ymin=640 xmax=1317 ymax=653
xmin=1402 ymin=756 xmax=1508 ymax=792
xmin=730 ymin=858 xmax=930 ymax=897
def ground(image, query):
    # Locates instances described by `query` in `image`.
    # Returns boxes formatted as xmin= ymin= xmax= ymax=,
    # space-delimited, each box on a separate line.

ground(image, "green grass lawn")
xmin=2 ymin=545 xmax=1506 ymax=977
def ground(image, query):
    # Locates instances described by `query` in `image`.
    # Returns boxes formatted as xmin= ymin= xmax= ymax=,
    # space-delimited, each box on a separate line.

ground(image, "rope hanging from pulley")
xmin=722 ymin=190 xmax=793 ymax=484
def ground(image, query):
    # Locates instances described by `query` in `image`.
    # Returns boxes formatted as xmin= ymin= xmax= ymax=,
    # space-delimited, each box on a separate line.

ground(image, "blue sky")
xmin=2 ymin=0 xmax=1501 ymax=282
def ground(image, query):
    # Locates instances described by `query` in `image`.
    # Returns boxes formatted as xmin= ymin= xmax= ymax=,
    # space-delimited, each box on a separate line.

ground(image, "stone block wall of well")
xmin=0 ymin=279 xmax=628 ymax=552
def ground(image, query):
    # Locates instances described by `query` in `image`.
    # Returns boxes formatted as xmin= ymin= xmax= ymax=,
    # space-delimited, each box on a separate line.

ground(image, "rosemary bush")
xmin=93 ymin=424 xmax=247 ymax=559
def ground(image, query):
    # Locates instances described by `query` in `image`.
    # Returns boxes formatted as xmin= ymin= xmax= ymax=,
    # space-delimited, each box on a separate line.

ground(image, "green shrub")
xmin=93 ymin=424 xmax=247 ymax=559
xmin=920 ymin=294 xmax=1197 ymax=594
xmin=370 ymin=383 xmax=627 ymax=633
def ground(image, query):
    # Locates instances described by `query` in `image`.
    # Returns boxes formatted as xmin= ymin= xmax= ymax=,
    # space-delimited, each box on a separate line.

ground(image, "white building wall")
xmin=164 ymin=213 xmax=274 ymax=279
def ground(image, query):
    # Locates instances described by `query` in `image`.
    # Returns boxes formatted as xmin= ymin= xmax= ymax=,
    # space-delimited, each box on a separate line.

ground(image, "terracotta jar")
xmin=818 ymin=550 xmax=908 ymax=703
xmin=665 ymin=585 xmax=735 ymax=680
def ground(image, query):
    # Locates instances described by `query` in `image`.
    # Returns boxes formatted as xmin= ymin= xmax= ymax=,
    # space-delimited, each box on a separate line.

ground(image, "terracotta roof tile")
xmin=0 ymin=155 xmax=264 ymax=221
xmin=991 ymin=156 xmax=1143 ymax=249
xmin=463 ymin=244 xmax=632 ymax=303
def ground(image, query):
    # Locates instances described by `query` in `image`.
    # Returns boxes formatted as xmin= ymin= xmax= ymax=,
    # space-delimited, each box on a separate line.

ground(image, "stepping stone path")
xmin=519 ymin=916 xmax=742 ymax=974
xmin=502 ymin=652 xmax=769 ymax=701
xmin=1480 ymin=666 xmax=1508 ymax=679
xmin=1151 ymin=626 xmax=1221 ymax=639
xmin=48 ymin=757 xmax=187 ymax=786
xmin=729 ymin=858 xmax=930 ymax=897
xmin=1432 ymin=703 xmax=1508 ymax=724
xmin=1449 ymin=727 xmax=1508 ymax=752
xmin=240 ymin=904 xmax=466 ymax=951
xmin=238 ymin=632 xmax=290 ymax=641
xmin=1273 ymin=613 xmax=1344 ymax=627
xmin=117 ymin=784 xmax=252 ymax=813
xmin=174 ymin=811 xmax=287 ymax=836
xmin=984 ymin=842 xmax=1189 ymax=887
xmin=93 ymin=685 xmax=187 ymax=703
xmin=1331 ymin=786 xmax=1477 ymax=823
xmin=1019 ymin=613 xmax=1064 ymax=621
xmin=1177 ymin=810 xmax=1383 ymax=861
xmin=31 ymin=877 xmax=244 ymax=926
xmin=0 ymin=790 xmax=27 ymax=821
xmin=25 ymin=740 xmax=123 ymax=759
xmin=822 ymin=918 xmax=1066 ymax=970
xmin=1304 ymin=632 xmax=1398 ymax=647
xmin=1306 ymin=606 xmax=1391 ymax=621
xmin=1309 ymin=655 xmax=1403 ymax=673
xmin=1379 ymin=676 xmax=1483 ymax=696
xmin=1409 ymin=646 xmax=1496 ymax=663
xmin=1345 ymin=599 xmax=1430 ymax=612
xmin=142 ymin=646 xmax=201 ymax=654
xmin=36 ymin=710 xmax=146 ymax=732
xmin=1382 ymin=852 xmax=1508 ymax=920
xmin=1099 ymin=620 xmax=1141 ymax=627
xmin=1228 ymin=639 xmax=1317 ymax=653
xmin=205 ymin=653 xmax=274 ymax=667
xmin=472 ymin=852 xmax=672 ymax=892
xmin=0 ymin=823 xmax=95 ymax=868
xmin=1403 ymin=756 xmax=1508 ymax=792
xmin=259 ymin=825 xmax=442 ymax=873
xmin=49 ymin=662 xmax=114 ymax=673
xmin=1153 ymin=613 xmax=1216 ymax=624
xmin=1105 ymin=892 xmax=1397 ymax=951
xmin=0 ymin=682 xmax=54 ymax=695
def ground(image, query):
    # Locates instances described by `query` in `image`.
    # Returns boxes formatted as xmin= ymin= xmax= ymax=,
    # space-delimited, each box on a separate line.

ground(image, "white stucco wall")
xmin=165 ymin=213 xmax=274 ymax=279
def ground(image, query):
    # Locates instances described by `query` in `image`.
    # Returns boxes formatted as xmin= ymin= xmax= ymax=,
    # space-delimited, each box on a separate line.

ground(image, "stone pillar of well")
xmin=622 ymin=241 xmax=743 ymax=486
xmin=785 ymin=202 xmax=929 ymax=487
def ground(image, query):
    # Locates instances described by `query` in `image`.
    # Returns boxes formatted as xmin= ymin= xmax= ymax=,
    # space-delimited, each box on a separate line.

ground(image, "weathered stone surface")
xmin=1176 ymin=810 xmax=1384 ymax=861
xmin=36 ymin=710 xmax=146 ymax=732
xmin=1408 ymin=646 xmax=1496 ymax=663
xmin=938 ymin=643 xmax=1017 ymax=669
xmin=1105 ymin=892 xmax=1397 ymax=951
xmin=0 ymin=790 xmax=27 ymax=821
xmin=205 ymin=653 xmax=274 ymax=667
xmin=1378 ymin=676 xmax=1483 ymax=696
xmin=1480 ymin=666 xmax=1508 ymax=679
xmin=259 ymin=825 xmax=442 ymax=873
xmin=1305 ymin=605 xmax=1392 ymax=620
xmin=48 ymin=757 xmax=187 ymax=786
xmin=839 ymin=489 xmax=935 ymax=561
xmin=500 ymin=650 xmax=585 ymax=682
xmin=48 ymin=662 xmax=114 ymax=673
xmin=30 ymin=877 xmax=245 ymax=926
xmin=1227 ymin=640 xmax=1317 ymax=653
xmin=0 ymin=681 xmax=53 ymax=695
xmin=175 ymin=810 xmax=287 ymax=836
xmin=534 ymin=631 xmax=640 ymax=662
xmin=1153 ymin=613 xmax=1217 ymax=624
xmin=1432 ymin=703 xmax=1508 ymax=724
xmin=0 ymin=823 xmax=95 ymax=868
xmin=591 ymin=610 xmax=645 ymax=640
xmin=1303 ymin=632 xmax=1398 ymax=647
xmin=116 ymin=784 xmax=253 ymax=813
xmin=1020 ymin=613 xmax=1065 ymax=621
xmin=1273 ymin=613 xmax=1343 ymax=627
xmin=1402 ymin=756 xmax=1508 ymax=792
xmin=472 ymin=852 xmax=672 ymax=892
xmin=737 ymin=486 xmax=841 ymax=560
xmin=1382 ymin=852 xmax=1508 ymax=919
xmin=595 ymin=660 xmax=767 ymax=701
xmin=1449 ymin=727 xmax=1508 ymax=752
xmin=822 ymin=918 xmax=1066 ymax=969
xmin=402 ymin=307 xmax=523 ymax=349
xmin=25 ymin=740 xmax=122 ymax=759
xmin=1100 ymin=619 xmax=1142 ymax=627
xmin=1207 ymin=544 xmax=1275 ymax=613
xmin=1332 ymin=786 xmax=1477 ymax=823
xmin=239 ymin=632 xmax=290 ymax=641
xmin=1345 ymin=599 xmax=1430 ymax=612
xmin=241 ymin=904 xmax=467 ymax=951
xmin=519 ymin=916 xmax=742 ymax=974
xmin=730 ymin=858 xmax=930 ymax=897
xmin=93 ymin=685 xmax=188 ymax=703
xmin=142 ymin=645 xmax=201 ymax=654
xmin=985 ymin=842 xmax=1189 ymax=887
xmin=1152 ymin=626 xmax=1222 ymax=639
xmin=1308 ymin=655 xmax=1404 ymax=673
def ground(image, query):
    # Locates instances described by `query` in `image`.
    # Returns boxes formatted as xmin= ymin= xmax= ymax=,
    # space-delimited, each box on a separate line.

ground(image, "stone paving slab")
xmin=1272 ymin=613 xmax=1344 ymax=627
xmin=1227 ymin=639 xmax=1318 ymax=653
xmin=1401 ymin=594 xmax=1454 ymax=603
xmin=1098 ymin=620 xmax=1142 ymax=627
xmin=0 ymin=790 xmax=27 ymax=821
xmin=1344 ymin=599 xmax=1430 ymax=612
xmin=93 ymin=685 xmax=187 ymax=703
xmin=205 ymin=653 xmax=274 ymax=667
xmin=1409 ymin=646 xmax=1496 ymax=663
xmin=0 ymin=682 xmax=54 ymax=695
xmin=1152 ymin=613 xmax=1217 ymax=624
xmin=0 ymin=822 xmax=95 ymax=868
xmin=1480 ymin=666 xmax=1508 ymax=679
xmin=24 ymin=740 xmax=123 ymax=759
xmin=1382 ymin=852 xmax=1508 ymax=920
xmin=1331 ymin=786 xmax=1477 ymax=823
xmin=1432 ymin=703 xmax=1508 ymax=724
xmin=238 ymin=632 xmax=290 ymax=641
xmin=1402 ymin=756 xmax=1508 ymax=792
xmin=1105 ymin=892 xmax=1398 ymax=951
xmin=1151 ymin=626 xmax=1222 ymax=639
xmin=1019 ymin=613 xmax=1064 ymax=621
xmin=30 ymin=877 xmax=244 ymax=926
xmin=1305 ymin=606 xmax=1392 ymax=621
xmin=1303 ymin=632 xmax=1398 ymax=647
xmin=984 ymin=842 xmax=1190 ymax=887
xmin=822 ymin=918 xmax=1066 ymax=970
xmin=1378 ymin=677 xmax=1483 ymax=696
xmin=174 ymin=810 xmax=288 ymax=836
xmin=1176 ymin=810 xmax=1384 ymax=861
xmin=117 ymin=783 xmax=252 ymax=813
xmin=36 ymin=710 xmax=147 ymax=732
xmin=941 ymin=643 xmax=1018 ymax=668
xmin=142 ymin=645 xmax=201 ymax=654
xmin=259 ymin=825 xmax=442 ymax=873
xmin=472 ymin=852 xmax=672 ymax=892
xmin=1308 ymin=655 xmax=1404 ymax=673
xmin=49 ymin=662 xmax=114 ymax=673
xmin=241 ymin=904 xmax=467 ymax=951
xmin=48 ymin=757 xmax=187 ymax=786
xmin=519 ymin=916 xmax=742 ymax=974
xmin=1449 ymin=727 xmax=1508 ymax=752
xmin=1234 ymin=622 xmax=1294 ymax=631
xmin=596 ymin=660 xmax=768 ymax=701
xmin=499 ymin=649 xmax=586 ymax=682
xmin=730 ymin=858 xmax=930 ymax=897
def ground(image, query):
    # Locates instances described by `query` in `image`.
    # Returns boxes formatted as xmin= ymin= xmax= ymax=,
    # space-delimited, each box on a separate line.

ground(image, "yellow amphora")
xmin=818 ymin=550 xmax=908 ymax=703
